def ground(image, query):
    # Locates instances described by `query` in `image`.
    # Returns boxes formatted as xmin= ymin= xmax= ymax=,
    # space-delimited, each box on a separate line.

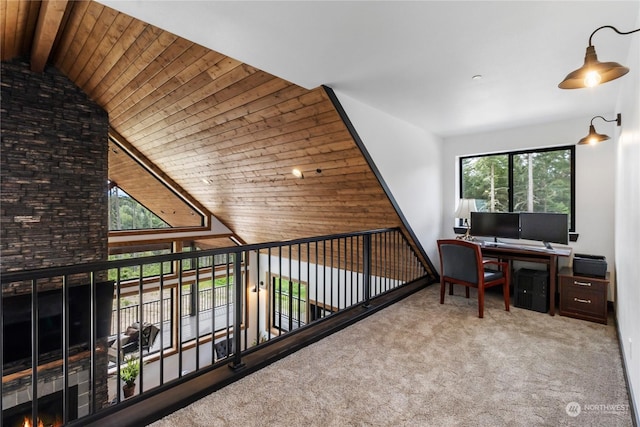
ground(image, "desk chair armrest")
xmin=483 ymin=260 xmax=508 ymax=270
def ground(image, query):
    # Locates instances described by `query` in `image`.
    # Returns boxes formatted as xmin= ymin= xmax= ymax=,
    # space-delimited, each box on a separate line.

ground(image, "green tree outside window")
xmin=461 ymin=146 xmax=574 ymax=230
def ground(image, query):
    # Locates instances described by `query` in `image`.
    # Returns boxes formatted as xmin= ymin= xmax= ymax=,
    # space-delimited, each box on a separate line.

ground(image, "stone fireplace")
xmin=3 ymin=369 xmax=83 ymax=426
xmin=1 ymin=58 xmax=110 ymax=422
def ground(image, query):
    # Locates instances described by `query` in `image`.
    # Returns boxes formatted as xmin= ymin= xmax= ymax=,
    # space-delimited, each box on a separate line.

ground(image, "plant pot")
xmin=123 ymin=382 xmax=135 ymax=398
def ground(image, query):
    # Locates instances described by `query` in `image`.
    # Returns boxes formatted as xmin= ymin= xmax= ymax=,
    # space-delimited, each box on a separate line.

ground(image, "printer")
xmin=573 ymin=253 xmax=607 ymax=278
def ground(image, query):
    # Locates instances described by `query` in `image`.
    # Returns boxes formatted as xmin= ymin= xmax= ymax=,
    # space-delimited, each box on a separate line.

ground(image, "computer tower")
xmin=514 ymin=269 xmax=549 ymax=313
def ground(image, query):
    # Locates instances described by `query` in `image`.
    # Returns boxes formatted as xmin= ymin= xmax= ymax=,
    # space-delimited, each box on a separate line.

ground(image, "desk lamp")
xmin=455 ymin=199 xmax=477 ymax=241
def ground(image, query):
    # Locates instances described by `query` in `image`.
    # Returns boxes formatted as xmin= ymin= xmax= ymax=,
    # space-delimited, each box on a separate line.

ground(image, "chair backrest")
xmin=130 ymin=322 xmax=160 ymax=348
xmin=214 ymin=338 xmax=234 ymax=359
xmin=437 ymin=239 xmax=482 ymax=284
xmin=141 ymin=323 xmax=160 ymax=349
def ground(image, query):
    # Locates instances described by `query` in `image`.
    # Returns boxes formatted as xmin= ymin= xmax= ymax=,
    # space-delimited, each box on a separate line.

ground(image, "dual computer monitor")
xmin=470 ymin=212 xmax=569 ymax=246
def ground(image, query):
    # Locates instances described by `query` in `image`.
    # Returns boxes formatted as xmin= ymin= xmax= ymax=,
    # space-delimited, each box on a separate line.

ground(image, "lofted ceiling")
xmin=1 ymin=0 xmax=425 ymax=261
xmin=96 ymin=1 xmax=640 ymax=137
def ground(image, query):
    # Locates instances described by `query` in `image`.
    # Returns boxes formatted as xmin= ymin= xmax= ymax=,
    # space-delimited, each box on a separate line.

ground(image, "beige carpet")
xmin=150 ymin=285 xmax=632 ymax=427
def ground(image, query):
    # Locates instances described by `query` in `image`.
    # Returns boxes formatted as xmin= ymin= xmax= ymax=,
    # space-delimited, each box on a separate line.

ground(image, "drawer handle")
xmin=574 ymin=297 xmax=592 ymax=304
xmin=574 ymin=281 xmax=592 ymax=287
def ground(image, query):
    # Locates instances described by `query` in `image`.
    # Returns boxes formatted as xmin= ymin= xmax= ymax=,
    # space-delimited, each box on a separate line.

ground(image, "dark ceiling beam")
xmin=30 ymin=0 xmax=68 ymax=73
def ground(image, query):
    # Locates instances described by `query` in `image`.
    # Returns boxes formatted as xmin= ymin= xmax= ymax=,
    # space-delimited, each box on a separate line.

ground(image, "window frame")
xmin=459 ymin=145 xmax=576 ymax=232
xmin=270 ymin=275 xmax=308 ymax=332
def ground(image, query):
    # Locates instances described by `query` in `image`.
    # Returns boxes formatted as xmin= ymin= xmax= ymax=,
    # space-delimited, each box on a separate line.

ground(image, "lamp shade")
xmin=455 ymin=199 xmax=477 ymax=222
xmin=577 ymin=114 xmax=621 ymax=145
xmin=558 ymin=26 xmax=640 ymax=89
xmin=559 ymin=46 xmax=629 ymax=89
xmin=577 ymin=125 xmax=610 ymax=145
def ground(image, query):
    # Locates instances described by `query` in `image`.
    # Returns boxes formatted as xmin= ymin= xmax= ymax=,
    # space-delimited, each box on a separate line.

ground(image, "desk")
xmin=479 ymin=242 xmax=572 ymax=316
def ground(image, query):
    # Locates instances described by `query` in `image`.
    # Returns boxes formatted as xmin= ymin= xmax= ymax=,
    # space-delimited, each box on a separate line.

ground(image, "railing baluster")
xmin=255 ymin=250 xmax=261 ymax=345
xmin=298 ymin=243 xmax=302 ymax=328
xmin=343 ymin=237 xmax=348 ymax=306
xmin=138 ymin=262 xmax=144 ymax=395
xmin=357 ymin=235 xmax=361 ymax=303
xmin=337 ymin=238 xmax=341 ymax=310
xmin=288 ymin=246 xmax=293 ymax=332
xmin=244 ymin=256 xmax=249 ymax=350
xmin=115 ymin=268 xmax=122 ymax=403
xmin=363 ymin=234 xmax=371 ymax=307
xmin=194 ymin=256 xmax=200 ymax=371
xmin=62 ymin=275 xmax=69 ymax=424
xmin=268 ymin=247 xmax=272 ymax=336
xmin=314 ymin=242 xmax=318 ymax=320
xmin=384 ymin=232 xmax=388 ymax=292
xmin=230 ymin=252 xmax=244 ymax=370
xmin=159 ymin=261 xmax=164 ymax=386
xmin=211 ymin=268 xmax=220 ymax=363
xmin=307 ymin=243 xmax=311 ymax=324
xmin=278 ymin=247 xmax=282 ymax=335
xmin=330 ymin=239 xmax=334 ymax=311
xmin=395 ymin=231 xmax=399 ymax=285
xmin=31 ymin=278 xmax=39 ymax=426
xmin=323 ymin=240 xmax=327 ymax=316
xmin=89 ymin=272 xmax=97 ymax=415
xmin=177 ymin=260 xmax=183 ymax=378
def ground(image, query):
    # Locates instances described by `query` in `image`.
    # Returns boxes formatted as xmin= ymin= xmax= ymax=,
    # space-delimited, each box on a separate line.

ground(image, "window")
xmin=108 ymin=247 xmax=173 ymax=281
xmin=271 ymin=277 xmax=307 ymax=332
xmin=460 ymin=146 xmax=575 ymax=231
xmin=108 ymin=185 xmax=169 ymax=230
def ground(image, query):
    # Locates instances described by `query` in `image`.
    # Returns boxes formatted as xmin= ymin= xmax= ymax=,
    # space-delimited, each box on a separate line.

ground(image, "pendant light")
xmin=559 ymin=26 xmax=640 ymax=89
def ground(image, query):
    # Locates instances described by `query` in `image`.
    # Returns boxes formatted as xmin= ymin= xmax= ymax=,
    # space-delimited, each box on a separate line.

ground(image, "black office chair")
xmin=437 ymin=239 xmax=510 ymax=318
xmin=214 ymin=337 xmax=235 ymax=360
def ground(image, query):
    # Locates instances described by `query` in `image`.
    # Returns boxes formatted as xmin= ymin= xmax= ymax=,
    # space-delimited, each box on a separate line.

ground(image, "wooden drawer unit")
xmin=558 ymin=267 xmax=609 ymax=324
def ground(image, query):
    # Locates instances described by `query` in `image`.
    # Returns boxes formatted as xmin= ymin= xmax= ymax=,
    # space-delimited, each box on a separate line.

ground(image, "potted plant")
xmin=120 ymin=355 xmax=140 ymax=398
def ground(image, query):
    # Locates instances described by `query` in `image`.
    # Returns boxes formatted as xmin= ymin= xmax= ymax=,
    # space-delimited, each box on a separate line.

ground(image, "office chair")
xmin=214 ymin=337 xmax=235 ymax=360
xmin=437 ymin=239 xmax=510 ymax=318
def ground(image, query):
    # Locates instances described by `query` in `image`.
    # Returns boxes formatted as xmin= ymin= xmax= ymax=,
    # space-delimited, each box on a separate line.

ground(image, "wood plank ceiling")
xmin=1 ymin=0 xmax=434 ymax=270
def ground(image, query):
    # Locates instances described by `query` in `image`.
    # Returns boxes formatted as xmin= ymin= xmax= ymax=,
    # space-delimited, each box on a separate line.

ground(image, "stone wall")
xmin=1 ymin=58 xmax=111 ymax=413
xmin=0 ymin=58 xmax=109 ymax=287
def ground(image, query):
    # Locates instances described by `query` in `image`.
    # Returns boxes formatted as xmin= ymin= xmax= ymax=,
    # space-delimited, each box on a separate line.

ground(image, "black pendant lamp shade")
xmin=559 ymin=26 xmax=640 ymax=89
xmin=577 ymin=114 xmax=621 ymax=145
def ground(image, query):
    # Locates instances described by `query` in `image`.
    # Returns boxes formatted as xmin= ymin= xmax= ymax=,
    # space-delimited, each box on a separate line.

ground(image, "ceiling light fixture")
xmin=577 ymin=114 xmax=622 ymax=145
xmin=292 ymin=168 xmax=322 ymax=179
xmin=559 ymin=25 xmax=640 ymax=89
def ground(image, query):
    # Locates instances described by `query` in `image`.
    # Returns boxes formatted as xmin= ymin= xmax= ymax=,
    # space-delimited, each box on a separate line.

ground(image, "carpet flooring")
xmin=149 ymin=284 xmax=632 ymax=427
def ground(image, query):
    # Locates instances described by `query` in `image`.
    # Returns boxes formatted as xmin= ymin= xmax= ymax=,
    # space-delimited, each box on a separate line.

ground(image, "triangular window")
xmin=108 ymin=184 xmax=169 ymax=230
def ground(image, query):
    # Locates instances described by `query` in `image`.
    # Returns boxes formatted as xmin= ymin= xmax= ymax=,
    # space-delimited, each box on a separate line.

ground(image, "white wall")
xmin=332 ymin=90 xmax=443 ymax=265
xmin=614 ymin=9 xmax=640 ymax=424
xmin=440 ymin=116 xmax=617 ymax=290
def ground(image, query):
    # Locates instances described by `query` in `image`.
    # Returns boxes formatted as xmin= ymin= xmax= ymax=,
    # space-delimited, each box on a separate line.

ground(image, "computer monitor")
xmin=520 ymin=212 xmax=569 ymax=248
xmin=470 ymin=212 xmax=520 ymax=240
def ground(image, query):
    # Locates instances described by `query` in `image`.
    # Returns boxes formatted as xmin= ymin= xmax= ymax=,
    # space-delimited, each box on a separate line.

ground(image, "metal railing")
xmin=1 ymin=228 xmax=434 ymax=426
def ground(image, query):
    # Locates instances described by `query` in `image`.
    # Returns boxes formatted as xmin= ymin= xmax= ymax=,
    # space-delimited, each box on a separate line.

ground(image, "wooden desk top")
xmin=478 ymin=241 xmax=572 ymax=257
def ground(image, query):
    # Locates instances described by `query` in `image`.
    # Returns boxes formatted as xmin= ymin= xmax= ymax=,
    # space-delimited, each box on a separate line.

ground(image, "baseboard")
xmin=615 ymin=312 xmax=639 ymax=427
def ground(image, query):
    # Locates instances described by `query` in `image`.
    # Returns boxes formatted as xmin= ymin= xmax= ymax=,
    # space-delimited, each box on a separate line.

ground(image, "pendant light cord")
xmin=588 ymin=26 xmax=640 ymax=47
